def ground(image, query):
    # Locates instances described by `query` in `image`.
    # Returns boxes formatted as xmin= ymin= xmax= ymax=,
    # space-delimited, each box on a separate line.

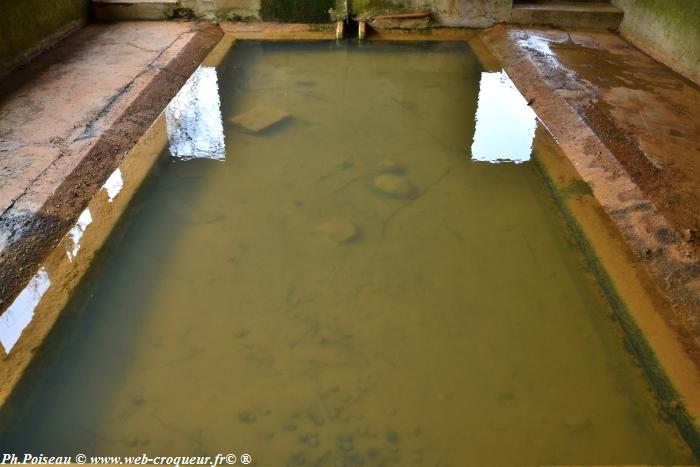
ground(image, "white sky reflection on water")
xmin=0 ymin=268 xmax=51 ymax=353
xmin=471 ymin=70 xmax=537 ymax=164
xmin=165 ymin=66 xmax=225 ymax=161
xmin=66 ymin=208 xmax=93 ymax=262
xmin=102 ymin=168 xmax=124 ymax=203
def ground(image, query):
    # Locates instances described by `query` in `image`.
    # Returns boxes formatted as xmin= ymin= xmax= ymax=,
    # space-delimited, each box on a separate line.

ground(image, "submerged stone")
xmin=299 ymin=432 xmax=321 ymax=448
xmin=317 ymin=220 xmax=360 ymax=244
xmin=238 ymin=411 xmax=257 ymax=423
xmin=336 ymin=434 xmax=355 ymax=452
xmin=378 ymin=160 xmax=405 ymax=174
xmin=287 ymin=453 xmax=307 ymax=466
xmin=338 ymin=159 xmax=354 ymax=170
xmin=229 ymin=106 xmax=290 ymax=133
xmin=373 ymin=174 xmax=416 ymax=198
xmin=562 ymin=416 xmax=593 ymax=434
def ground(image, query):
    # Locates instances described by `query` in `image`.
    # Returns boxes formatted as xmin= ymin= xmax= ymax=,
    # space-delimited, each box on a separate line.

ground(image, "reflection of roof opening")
xmin=66 ymin=208 xmax=93 ymax=262
xmin=165 ymin=66 xmax=225 ymax=161
xmin=0 ymin=268 xmax=51 ymax=354
xmin=470 ymin=70 xmax=537 ymax=164
xmin=103 ymin=168 xmax=124 ymax=203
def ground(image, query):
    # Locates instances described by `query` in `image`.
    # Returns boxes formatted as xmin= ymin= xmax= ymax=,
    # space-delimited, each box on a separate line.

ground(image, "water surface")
xmin=0 ymin=41 xmax=694 ymax=466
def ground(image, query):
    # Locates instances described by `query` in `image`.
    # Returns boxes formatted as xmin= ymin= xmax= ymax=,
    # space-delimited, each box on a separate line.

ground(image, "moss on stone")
xmin=260 ymin=0 xmax=336 ymax=23
xmin=532 ymin=148 xmax=700 ymax=460
xmin=612 ymin=0 xmax=700 ymax=81
xmin=0 ymin=0 xmax=88 ymax=76
xmin=214 ymin=8 xmax=259 ymax=21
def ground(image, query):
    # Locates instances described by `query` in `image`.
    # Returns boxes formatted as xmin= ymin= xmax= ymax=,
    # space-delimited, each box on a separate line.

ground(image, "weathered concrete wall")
xmin=181 ymin=0 xmax=261 ymax=20
xmin=0 ymin=0 xmax=88 ymax=78
xmin=341 ymin=0 xmax=512 ymax=27
xmin=186 ymin=0 xmax=511 ymax=26
xmin=612 ymin=0 xmax=700 ymax=84
xmin=182 ymin=0 xmax=335 ymax=22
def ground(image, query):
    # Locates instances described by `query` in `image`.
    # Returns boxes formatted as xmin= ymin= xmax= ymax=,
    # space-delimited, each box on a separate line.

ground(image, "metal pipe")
xmin=371 ymin=11 xmax=430 ymax=21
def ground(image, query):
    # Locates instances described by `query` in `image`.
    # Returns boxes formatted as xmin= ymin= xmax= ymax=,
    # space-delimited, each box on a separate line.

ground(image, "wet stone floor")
xmin=0 ymin=41 xmax=695 ymax=466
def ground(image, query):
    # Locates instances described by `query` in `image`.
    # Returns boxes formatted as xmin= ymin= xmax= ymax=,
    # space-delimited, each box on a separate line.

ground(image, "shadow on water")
xmin=0 ymin=65 xmax=228 ymax=454
xmin=0 ymin=156 xmax=223 ymax=455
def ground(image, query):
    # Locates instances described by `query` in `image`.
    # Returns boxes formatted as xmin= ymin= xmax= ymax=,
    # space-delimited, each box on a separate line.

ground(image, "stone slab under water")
xmin=230 ymin=105 xmax=291 ymax=133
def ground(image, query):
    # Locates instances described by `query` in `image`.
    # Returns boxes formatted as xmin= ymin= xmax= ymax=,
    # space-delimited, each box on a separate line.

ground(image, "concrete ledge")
xmin=511 ymin=2 xmax=623 ymax=29
xmin=479 ymin=23 xmax=700 ymax=447
xmin=0 ymin=22 xmax=223 ymax=322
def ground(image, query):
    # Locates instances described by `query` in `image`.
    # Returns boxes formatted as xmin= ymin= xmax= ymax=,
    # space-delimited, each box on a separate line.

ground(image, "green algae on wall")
xmin=0 ymin=0 xmax=88 ymax=77
xmin=612 ymin=0 xmax=700 ymax=83
xmin=260 ymin=0 xmax=336 ymax=22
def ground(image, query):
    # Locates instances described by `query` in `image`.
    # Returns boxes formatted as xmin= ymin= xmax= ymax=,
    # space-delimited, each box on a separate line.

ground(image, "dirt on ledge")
xmin=0 ymin=22 xmax=223 ymax=320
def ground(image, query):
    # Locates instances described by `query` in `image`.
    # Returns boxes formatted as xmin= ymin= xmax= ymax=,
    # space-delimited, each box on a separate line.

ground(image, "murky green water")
xmin=0 ymin=41 xmax=695 ymax=465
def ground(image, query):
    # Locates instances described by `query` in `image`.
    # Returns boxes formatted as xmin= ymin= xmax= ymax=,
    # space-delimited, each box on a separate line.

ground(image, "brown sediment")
xmin=574 ymin=100 xmax=700 ymax=236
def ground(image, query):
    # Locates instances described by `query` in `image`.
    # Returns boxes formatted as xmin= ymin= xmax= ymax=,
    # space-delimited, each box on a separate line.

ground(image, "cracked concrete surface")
xmin=0 ymin=21 xmax=223 ymax=310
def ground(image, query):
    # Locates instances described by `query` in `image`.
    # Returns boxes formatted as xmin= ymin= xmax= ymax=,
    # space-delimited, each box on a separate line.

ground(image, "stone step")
xmin=511 ymin=2 xmax=623 ymax=29
xmin=91 ymin=0 xmax=179 ymax=21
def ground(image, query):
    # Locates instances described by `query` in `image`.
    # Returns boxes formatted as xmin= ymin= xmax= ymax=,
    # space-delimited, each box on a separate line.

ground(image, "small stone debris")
xmin=373 ymin=174 xmax=416 ymax=198
xmin=299 ymin=432 xmax=321 ymax=448
xmin=238 ymin=411 xmax=257 ymax=423
xmin=642 ymin=151 xmax=663 ymax=171
xmin=681 ymin=228 xmax=696 ymax=242
xmin=229 ymin=106 xmax=290 ymax=133
xmin=296 ymin=80 xmax=317 ymax=87
xmin=336 ymin=434 xmax=354 ymax=452
xmin=317 ymin=219 xmax=360 ymax=244
xmin=378 ymin=160 xmax=404 ymax=174
xmin=234 ymin=329 xmax=249 ymax=338
xmin=338 ymin=159 xmax=354 ymax=171
xmin=562 ymin=417 xmax=593 ymax=435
